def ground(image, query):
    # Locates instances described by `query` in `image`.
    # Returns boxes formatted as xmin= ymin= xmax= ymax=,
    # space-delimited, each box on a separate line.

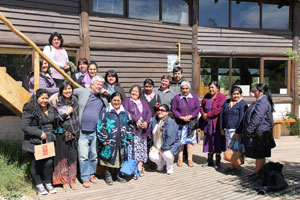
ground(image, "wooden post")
xmin=192 ymin=0 xmax=200 ymax=96
xmin=33 ymin=51 xmax=40 ymax=92
xmin=80 ymin=0 xmax=90 ymax=61
xmin=176 ymin=42 xmax=181 ymax=66
xmin=292 ymin=0 xmax=300 ymax=116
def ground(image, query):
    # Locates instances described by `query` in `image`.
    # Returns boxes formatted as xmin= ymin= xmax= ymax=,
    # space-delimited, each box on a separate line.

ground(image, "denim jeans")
xmin=78 ymin=131 xmax=98 ymax=182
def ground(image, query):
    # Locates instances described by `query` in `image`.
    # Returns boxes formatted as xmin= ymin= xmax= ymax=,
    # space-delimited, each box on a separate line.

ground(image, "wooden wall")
xmin=89 ymin=17 xmax=193 ymax=96
xmin=198 ymin=27 xmax=293 ymax=54
xmin=0 ymin=0 xmax=81 ymax=47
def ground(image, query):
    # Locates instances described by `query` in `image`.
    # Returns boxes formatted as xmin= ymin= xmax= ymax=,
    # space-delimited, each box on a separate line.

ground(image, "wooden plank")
xmin=33 ymin=51 xmax=40 ymax=92
xmin=197 ymin=37 xmax=292 ymax=43
xmin=197 ymin=32 xmax=292 ymax=39
xmin=0 ymin=67 xmax=31 ymax=116
xmin=97 ymin=68 xmax=192 ymax=73
xmin=197 ymin=41 xmax=291 ymax=47
xmin=91 ymin=51 xmax=192 ymax=59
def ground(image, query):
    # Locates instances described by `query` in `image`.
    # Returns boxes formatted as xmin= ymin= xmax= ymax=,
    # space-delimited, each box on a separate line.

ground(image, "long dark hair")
xmin=209 ymin=81 xmax=220 ymax=90
xmin=39 ymin=59 xmax=51 ymax=75
xmin=27 ymin=89 xmax=49 ymax=118
xmin=105 ymin=70 xmax=119 ymax=84
xmin=256 ymin=83 xmax=274 ymax=113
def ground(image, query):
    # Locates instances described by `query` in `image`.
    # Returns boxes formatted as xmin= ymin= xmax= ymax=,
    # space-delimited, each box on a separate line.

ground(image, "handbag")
xmin=224 ymin=138 xmax=244 ymax=166
xmin=120 ymin=145 xmax=139 ymax=178
xmin=256 ymin=130 xmax=276 ymax=150
xmin=34 ymin=140 xmax=55 ymax=160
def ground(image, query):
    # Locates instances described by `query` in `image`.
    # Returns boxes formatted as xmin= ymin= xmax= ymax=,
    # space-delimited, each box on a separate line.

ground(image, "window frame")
xmin=198 ymin=0 xmax=292 ymax=30
xmin=89 ymin=0 xmax=192 ymax=25
xmin=200 ymin=55 xmax=292 ymax=97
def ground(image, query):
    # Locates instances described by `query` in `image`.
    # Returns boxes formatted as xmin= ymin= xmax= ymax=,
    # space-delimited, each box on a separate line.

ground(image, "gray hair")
xmin=91 ymin=75 xmax=105 ymax=85
xmin=180 ymin=81 xmax=191 ymax=89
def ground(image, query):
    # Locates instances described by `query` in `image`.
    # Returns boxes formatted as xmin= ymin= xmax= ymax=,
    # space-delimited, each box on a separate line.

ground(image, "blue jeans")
xmin=78 ymin=131 xmax=98 ymax=182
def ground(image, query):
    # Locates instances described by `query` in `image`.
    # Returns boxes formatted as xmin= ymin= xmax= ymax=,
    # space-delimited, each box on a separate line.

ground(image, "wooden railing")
xmin=0 ymin=12 xmax=82 ymax=91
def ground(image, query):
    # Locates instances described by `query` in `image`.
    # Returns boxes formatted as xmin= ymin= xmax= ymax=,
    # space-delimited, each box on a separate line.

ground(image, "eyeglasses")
xmin=158 ymin=109 xmax=167 ymax=112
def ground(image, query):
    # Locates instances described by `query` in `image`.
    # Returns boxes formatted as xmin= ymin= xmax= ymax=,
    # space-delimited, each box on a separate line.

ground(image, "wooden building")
xmin=0 ymin=0 xmax=299 ymax=123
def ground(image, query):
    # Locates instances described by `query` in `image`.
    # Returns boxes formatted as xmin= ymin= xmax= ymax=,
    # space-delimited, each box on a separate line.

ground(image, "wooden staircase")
xmin=0 ymin=67 xmax=31 ymax=116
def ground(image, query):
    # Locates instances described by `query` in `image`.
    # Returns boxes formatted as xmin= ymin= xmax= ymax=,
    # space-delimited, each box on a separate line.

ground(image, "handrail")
xmin=0 ymin=12 xmax=82 ymax=88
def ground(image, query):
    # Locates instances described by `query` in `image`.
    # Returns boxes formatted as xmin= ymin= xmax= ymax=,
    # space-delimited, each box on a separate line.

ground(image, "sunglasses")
xmin=158 ymin=109 xmax=167 ymax=112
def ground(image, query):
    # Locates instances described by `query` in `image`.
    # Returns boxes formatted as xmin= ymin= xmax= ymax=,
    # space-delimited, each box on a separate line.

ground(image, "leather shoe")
xmin=177 ymin=160 xmax=183 ymax=167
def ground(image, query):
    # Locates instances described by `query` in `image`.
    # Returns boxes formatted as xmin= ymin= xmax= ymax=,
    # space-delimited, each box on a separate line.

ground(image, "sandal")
xmin=139 ymin=167 xmax=145 ymax=177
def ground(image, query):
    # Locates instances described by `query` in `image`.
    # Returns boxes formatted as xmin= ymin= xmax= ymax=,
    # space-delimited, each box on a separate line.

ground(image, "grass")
xmin=0 ymin=140 xmax=36 ymax=199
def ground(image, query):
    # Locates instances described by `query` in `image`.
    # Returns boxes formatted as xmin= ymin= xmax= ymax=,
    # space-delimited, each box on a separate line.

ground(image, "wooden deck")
xmin=41 ymin=136 xmax=300 ymax=200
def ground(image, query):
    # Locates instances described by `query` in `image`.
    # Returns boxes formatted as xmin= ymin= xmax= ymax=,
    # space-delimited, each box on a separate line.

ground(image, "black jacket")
xmin=21 ymin=102 xmax=56 ymax=153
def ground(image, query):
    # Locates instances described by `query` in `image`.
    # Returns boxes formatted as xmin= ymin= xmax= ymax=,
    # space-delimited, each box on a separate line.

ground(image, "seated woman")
xmin=149 ymin=104 xmax=181 ymax=175
xmin=28 ymin=59 xmax=59 ymax=95
xmin=52 ymin=81 xmax=80 ymax=190
xmin=77 ymin=62 xmax=98 ymax=88
xmin=21 ymin=89 xmax=56 ymax=195
xmin=103 ymin=70 xmax=126 ymax=100
xmin=140 ymin=78 xmax=161 ymax=117
xmin=97 ymin=92 xmax=133 ymax=185
xmin=73 ymin=58 xmax=88 ymax=82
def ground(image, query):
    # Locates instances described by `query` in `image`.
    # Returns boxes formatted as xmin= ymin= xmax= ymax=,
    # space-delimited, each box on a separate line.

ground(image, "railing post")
xmin=33 ymin=51 xmax=40 ymax=92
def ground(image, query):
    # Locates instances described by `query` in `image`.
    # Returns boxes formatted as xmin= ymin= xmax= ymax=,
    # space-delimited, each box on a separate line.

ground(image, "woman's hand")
xmin=84 ymin=84 xmax=90 ymax=88
xmin=202 ymin=113 xmax=209 ymax=122
xmin=186 ymin=115 xmax=193 ymax=121
xmin=66 ymin=106 xmax=73 ymax=115
xmin=63 ymin=64 xmax=70 ymax=71
xmin=232 ymin=134 xmax=239 ymax=140
xmin=221 ymin=130 xmax=225 ymax=135
xmin=51 ymin=95 xmax=58 ymax=105
xmin=103 ymin=142 xmax=107 ymax=145
xmin=41 ymin=133 xmax=47 ymax=140
xmin=142 ymin=121 xmax=148 ymax=129
xmin=136 ymin=120 xmax=143 ymax=128
xmin=127 ymin=141 xmax=130 ymax=145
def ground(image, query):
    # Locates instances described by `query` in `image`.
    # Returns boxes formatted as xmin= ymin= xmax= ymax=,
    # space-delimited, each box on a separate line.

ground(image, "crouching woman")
xmin=149 ymin=104 xmax=181 ymax=174
xmin=97 ymin=92 xmax=133 ymax=185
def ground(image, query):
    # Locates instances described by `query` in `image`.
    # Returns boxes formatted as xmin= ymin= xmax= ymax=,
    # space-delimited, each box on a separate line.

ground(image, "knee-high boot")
xmin=215 ymin=154 xmax=221 ymax=169
xmin=116 ymin=168 xmax=126 ymax=183
xmin=105 ymin=167 xmax=113 ymax=185
xmin=202 ymin=153 xmax=214 ymax=167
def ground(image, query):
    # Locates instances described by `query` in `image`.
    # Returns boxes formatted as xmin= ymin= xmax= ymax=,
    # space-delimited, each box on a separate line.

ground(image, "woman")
xmin=43 ymin=32 xmax=69 ymax=87
xmin=97 ymin=92 xmax=133 ymax=185
xmin=21 ymin=89 xmax=56 ymax=195
xmin=149 ymin=104 xmax=181 ymax=174
xmin=200 ymin=81 xmax=226 ymax=169
xmin=103 ymin=70 xmax=126 ymax=100
xmin=28 ymin=59 xmax=59 ymax=95
xmin=242 ymin=83 xmax=275 ymax=176
xmin=172 ymin=81 xmax=200 ymax=167
xmin=73 ymin=58 xmax=88 ymax=82
xmin=52 ymin=81 xmax=80 ymax=190
xmin=123 ymin=85 xmax=152 ymax=177
xmin=140 ymin=78 xmax=161 ymax=116
xmin=220 ymin=86 xmax=248 ymax=173
xmin=77 ymin=62 xmax=97 ymax=88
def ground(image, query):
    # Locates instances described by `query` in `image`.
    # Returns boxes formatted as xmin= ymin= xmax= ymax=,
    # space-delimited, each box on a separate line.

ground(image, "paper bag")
xmin=34 ymin=142 xmax=55 ymax=160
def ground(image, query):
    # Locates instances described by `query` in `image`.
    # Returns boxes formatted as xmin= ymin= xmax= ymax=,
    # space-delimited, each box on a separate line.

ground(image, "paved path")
xmin=41 ymin=136 xmax=300 ymax=200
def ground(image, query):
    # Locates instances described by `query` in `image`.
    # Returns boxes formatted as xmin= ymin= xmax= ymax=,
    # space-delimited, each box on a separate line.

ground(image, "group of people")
xmin=22 ymin=32 xmax=275 ymax=195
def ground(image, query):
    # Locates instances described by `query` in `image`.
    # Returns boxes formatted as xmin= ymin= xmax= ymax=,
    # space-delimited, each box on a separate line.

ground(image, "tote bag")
xmin=34 ymin=140 xmax=55 ymax=160
xmin=120 ymin=146 xmax=139 ymax=177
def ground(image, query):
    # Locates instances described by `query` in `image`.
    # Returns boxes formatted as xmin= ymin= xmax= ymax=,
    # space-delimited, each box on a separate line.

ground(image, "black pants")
xmin=29 ymin=153 xmax=54 ymax=185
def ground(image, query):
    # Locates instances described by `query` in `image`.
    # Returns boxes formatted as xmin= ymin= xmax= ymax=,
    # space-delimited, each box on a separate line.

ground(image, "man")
xmin=169 ymin=66 xmax=184 ymax=94
xmin=72 ymin=76 xmax=108 ymax=188
xmin=153 ymin=75 xmax=176 ymax=110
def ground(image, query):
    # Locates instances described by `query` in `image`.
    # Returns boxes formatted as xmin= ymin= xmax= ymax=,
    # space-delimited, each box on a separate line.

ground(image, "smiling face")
xmin=78 ymin=61 xmax=88 ymax=74
xmin=62 ymin=85 xmax=73 ymax=99
xmin=161 ymin=79 xmax=170 ymax=90
xmin=181 ymin=85 xmax=190 ymax=96
xmin=37 ymin=93 xmax=49 ymax=108
xmin=40 ymin=60 xmax=49 ymax=73
xmin=88 ymin=64 xmax=97 ymax=78
xmin=209 ymin=83 xmax=219 ymax=97
xmin=90 ymin=80 xmax=104 ymax=94
xmin=107 ymin=74 xmax=116 ymax=85
xmin=157 ymin=106 xmax=168 ymax=119
xmin=130 ymin=87 xmax=140 ymax=100
xmin=51 ymin=36 xmax=61 ymax=49
xmin=144 ymin=83 xmax=153 ymax=95
xmin=111 ymin=95 xmax=122 ymax=110
xmin=231 ymin=90 xmax=242 ymax=102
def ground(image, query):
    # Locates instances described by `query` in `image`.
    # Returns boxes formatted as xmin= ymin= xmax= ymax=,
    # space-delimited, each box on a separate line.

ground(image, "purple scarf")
xmin=82 ymin=73 xmax=92 ymax=85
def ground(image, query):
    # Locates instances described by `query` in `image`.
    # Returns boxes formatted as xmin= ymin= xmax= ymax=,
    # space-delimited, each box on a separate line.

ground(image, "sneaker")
xmin=83 ymin=181 xmax=90 ymax=188
xmin=156 ymin=166 xmax=164 ymax=172
xmin=90 ymin=176 xmax=97 ymax=184
xmin=36 ymin=184 xmax=48 ymax=195
xmin=45 ymin=183 xmax=56 ymax=194
xmin=167 ymin=168 xmax=173 ymax=175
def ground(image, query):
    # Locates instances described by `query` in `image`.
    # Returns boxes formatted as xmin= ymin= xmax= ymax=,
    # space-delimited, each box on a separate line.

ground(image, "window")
xmin=91 ymin=0 xmax=191 ymax=25
xmin=162 ymin=0 xmax=189 ymax=24
xmin=93 ymin=0 xmax=124 ymax=15
xmin=200 ymin=56 xmax=291 ymax=96
xmin=199 ymin=0 xmax=229 ymax=27
xmin=199 ymin=0 xmax=290 ymax=30
xmin=129 ymin=0 xmax=159 ymax=20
